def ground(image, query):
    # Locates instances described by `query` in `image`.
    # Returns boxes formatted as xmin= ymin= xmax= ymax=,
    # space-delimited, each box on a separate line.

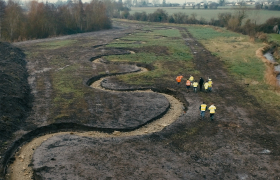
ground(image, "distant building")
xmin=171 ymin=3 xmax=180 ymax=6
xmin=226 ymin=3 xmax=234 ymax=5
xmin=246 ymin=1 xmax=255 ymax=5
xmin=185 ymin=2 xmax=195 ymax=6
xmin=263 ymin=1 xmax=272 ymax=5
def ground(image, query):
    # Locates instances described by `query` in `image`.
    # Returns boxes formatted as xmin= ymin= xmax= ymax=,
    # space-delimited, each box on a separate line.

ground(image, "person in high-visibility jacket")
xmin=176 ymin=75 xmax=183 ymax=85
xmin=186 ymin=79 xmax=191 ymax=92
xmin=189 ymin=75 xmax=194 ymax=85
xmin=204 ymin=81 xmax=209 ymax=92
xmin=208 ymin=103 xmax=216 ymax=121
xmin=199 ymin=102 xmax=207 ymax=119
xmin=208 ymin=78 xmax=213 ymax=92
xmin=192 ymin=80 xmax=198 ymax=93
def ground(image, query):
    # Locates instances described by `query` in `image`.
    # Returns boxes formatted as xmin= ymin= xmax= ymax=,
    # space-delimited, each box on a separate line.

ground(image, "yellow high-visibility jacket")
xmin=193 ymin=82 xmax=198 ymax=87
xmin=209 ymin=105 xmax=216 ymax=114
xmin=208 ymin=80 xmax=213 ymax=87
xmin=200 ymin=104 xmax=207 ymax=111
xmin=204 ymin=82 xmax=209 ymax=89
xmin=189 ymin=76 xmax=194 ymax=81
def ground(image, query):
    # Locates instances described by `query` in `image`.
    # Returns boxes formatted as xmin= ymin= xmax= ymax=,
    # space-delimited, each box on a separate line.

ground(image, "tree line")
xmin=120 ymin=8 xmax=280 ymax=40
xmin=0 ymin=0 xmax=118 ymax=42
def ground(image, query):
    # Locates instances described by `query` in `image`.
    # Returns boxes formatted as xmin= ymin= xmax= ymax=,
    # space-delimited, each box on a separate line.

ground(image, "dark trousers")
xmin=210 ymin=113 xmax=215 ymax=120
xmin=199 ymin=84 xmax=203 ymax=91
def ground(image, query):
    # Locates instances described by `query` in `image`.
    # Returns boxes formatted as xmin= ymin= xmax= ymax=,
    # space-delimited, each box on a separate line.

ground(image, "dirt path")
xmin=6 ymin=63 xmax=184 ymax=180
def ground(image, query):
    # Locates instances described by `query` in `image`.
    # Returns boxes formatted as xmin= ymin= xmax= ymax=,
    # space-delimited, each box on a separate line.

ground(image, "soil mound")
xmin=0 ymin=42 xmax=32 ymax=169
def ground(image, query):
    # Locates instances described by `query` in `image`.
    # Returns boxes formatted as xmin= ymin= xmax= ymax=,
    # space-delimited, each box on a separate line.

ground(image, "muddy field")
xmin=0 ymin=21 xmax=280 ymax=179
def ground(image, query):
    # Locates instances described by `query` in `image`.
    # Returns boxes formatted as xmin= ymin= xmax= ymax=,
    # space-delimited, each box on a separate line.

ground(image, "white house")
xmin=185 ymin=2 xmax=195 ymax=6
xmin=246 ymin=1 xmax=255 ymax=5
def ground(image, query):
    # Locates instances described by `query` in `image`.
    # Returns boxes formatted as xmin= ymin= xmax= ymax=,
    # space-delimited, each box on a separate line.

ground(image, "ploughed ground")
xmin=1 ymin=21 xmax=280 ymax=179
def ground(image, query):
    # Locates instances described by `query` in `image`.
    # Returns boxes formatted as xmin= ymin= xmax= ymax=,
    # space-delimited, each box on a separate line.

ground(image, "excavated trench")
xmin=5 ymin=55 xmax=185 ymax=180
xmin=263 ymin=51 xmax=280 ymax=85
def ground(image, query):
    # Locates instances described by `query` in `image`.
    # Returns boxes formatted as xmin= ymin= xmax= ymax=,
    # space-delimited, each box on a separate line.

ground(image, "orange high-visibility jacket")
xmin=176 ymin=76 xmax=183 ymax=82
xmin=186 ymin=80 xmax=191 ymax=86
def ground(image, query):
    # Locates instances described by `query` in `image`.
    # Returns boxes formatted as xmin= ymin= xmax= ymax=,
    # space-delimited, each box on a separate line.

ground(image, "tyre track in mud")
xmin=6 ymin=57 xmax=184 ymax=180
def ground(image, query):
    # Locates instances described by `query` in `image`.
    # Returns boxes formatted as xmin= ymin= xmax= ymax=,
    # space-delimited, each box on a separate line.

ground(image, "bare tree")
xmin=73 ymin=0 xmax=85 ymax=31
xmin=2 ymin=0 xmax=25 ymax=41
xmin=234 ymin=6 xmax=248 ymax=26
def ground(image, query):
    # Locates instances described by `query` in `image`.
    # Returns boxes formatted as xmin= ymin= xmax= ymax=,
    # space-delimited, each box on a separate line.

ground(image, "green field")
xmin=186 ymin=24 xmax=280 ymax=108
xmin=106 ymin=28 xmax=195 ymax=85
xmin=130 ymin=7 xmax=280 ymax=24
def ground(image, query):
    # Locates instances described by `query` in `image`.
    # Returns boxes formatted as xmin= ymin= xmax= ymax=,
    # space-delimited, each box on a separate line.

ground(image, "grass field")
xmin=106 ymin=28 xmax=195 ymax=85
xmin=187 ymin=24 xmax=280 ymax=108
xmin=130 ymin=7 xmax=280 ymax=24
xmin=269 ymin=34 xmax=280 ymax=44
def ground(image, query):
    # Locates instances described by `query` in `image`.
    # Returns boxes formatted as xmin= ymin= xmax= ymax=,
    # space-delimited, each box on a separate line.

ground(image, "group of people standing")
xmin=176 ymin=75 xmax=213 ymax=93
xmin=176 ymin=75 xmax=216 ymax=121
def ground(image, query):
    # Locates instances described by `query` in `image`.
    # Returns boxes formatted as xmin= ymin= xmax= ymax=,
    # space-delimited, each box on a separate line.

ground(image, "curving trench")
xmin=263 ymin=51 xmax=280 ymax=85
xmin=5 ymin=58 xmax=184 ymax=180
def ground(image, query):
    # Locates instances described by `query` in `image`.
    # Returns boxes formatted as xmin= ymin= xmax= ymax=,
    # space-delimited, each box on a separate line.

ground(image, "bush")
xmin=242 ymin=19 xmax=256 ymax=37
xmin=209 ymin=2 xmax=219 ymax=9
xmin=218 ymin=13 xmax=232 ymax=27
xmin=257 ymin=18 xmax=280 ymax=33
xmin=172 ymin=12 xmax=188 ymax=24
xmin=132 ymin=12 xmax=148 ymax=21
xmin=227 ymin=17 xmax=240 ymax=31
xmin=148 ymin=9 xmax=168 ymax=22
xmin=256 ymin=32 xmax=268 ymax=42
xmin=121 ymin=10 xmax=129 ymax=19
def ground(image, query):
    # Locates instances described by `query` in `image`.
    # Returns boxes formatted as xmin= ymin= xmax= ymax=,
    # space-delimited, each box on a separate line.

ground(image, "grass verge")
xmin=188 ymin=25 xmax=280 ymax=109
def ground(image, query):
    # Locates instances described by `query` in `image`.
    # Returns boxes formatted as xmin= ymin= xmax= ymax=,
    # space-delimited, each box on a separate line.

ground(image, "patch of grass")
xmin=106 ymin=28 xmax=195 ymax=85
xmin=25 ymin=51 xmax=39 ymax=60
xmin=51 ymin=65 xmax=85 ymax=108
xmin=37 ymin=40 xmax=77 ymax=50
xmin=152 ymin=29 xmax=182 ymax=37
xmin=187 ymin=25 xmax=238 ymax=40
xmin=268 ymin=34 xmax=280 ymax=44
xmin=187 ymin=25 xmax=280 ymax=110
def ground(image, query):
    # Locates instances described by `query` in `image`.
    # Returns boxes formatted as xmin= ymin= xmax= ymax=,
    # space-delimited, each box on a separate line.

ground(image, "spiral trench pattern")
xmin=7 ymin=56 xmax=184 ymax=180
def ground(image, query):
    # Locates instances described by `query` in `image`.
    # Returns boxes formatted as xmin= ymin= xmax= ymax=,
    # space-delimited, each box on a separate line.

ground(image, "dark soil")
xmin=0 ymin=42 xmax=32 ymax=163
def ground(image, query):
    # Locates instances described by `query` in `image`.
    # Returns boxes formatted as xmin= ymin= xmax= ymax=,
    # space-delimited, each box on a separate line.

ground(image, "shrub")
xmin=218 ymin=13 xmax=232 ymax=27
xmin=242 ymin=19 xmax=256 ymax=37
xmin=257 ymin=18 xmax=280 ymax=33
xmin=256 ymin=32 xmax=268 ymax=42
xmin=172 ymin=12 xmax=188 ymax=24
xmin=148 ymin=9 xmax=168 ymax=22
xmin=227 ymin=17 xmax=240 ymax=31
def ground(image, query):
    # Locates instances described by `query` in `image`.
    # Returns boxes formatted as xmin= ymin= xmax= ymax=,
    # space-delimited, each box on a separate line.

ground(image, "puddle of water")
xmin=263 ymin=52 xmax=275 ymax=62
xmin=264 ymin=52 xmax=280 ymax=85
